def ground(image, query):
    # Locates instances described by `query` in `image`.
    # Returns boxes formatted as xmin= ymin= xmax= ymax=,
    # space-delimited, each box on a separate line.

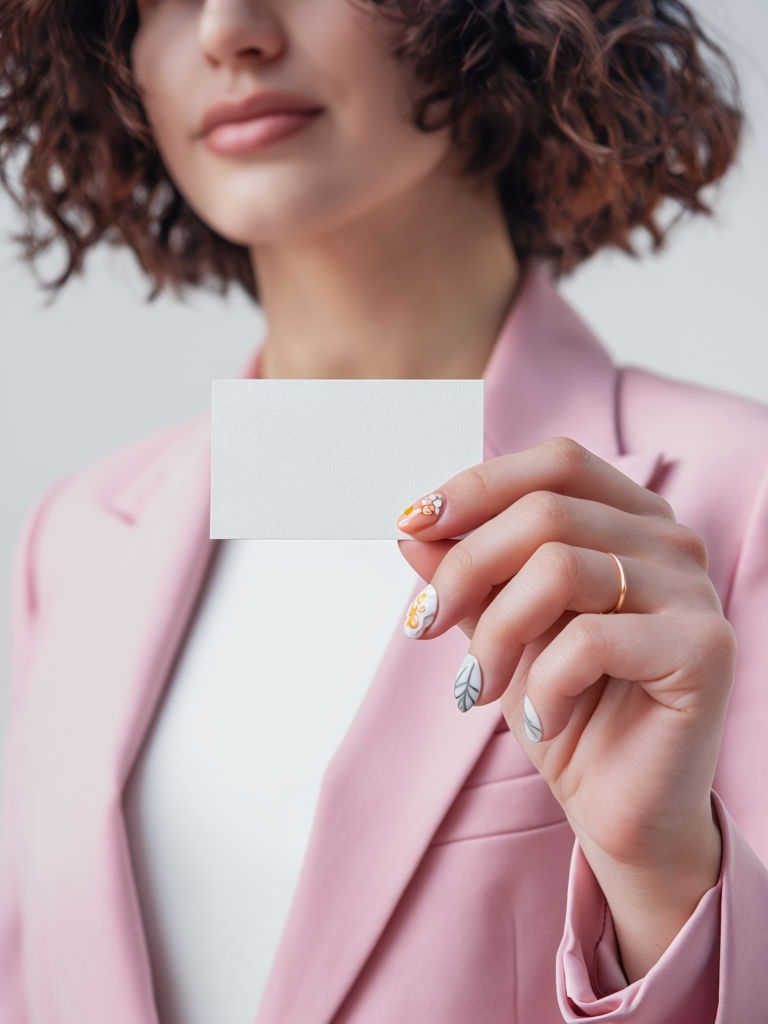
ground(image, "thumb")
xmin=397 ymin=537 xmax=455 ymax=585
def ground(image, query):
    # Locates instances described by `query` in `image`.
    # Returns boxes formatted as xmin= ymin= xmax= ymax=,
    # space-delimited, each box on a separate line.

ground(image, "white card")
xmin=210 ymin=379 xmax=484 ymax=539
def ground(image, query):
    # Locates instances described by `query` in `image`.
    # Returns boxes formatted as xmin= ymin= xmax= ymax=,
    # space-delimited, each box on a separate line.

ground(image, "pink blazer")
xmin=2 ymin=261 xmax=768 ymax=1023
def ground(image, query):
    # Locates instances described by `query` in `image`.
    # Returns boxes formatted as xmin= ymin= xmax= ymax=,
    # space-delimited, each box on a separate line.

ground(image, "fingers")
xmin=403 ymin=534 xmax=724 ymax=726
xmin=396 ymin=437 xmax=673 ymax=542
xmin=394 ymin=437 xmax=722 ymax=736
xmin=518 ymin=610 xmax=736 ymax=743
xmin=450 ymin=548 xmax=671 ymax=710
xmin=399 ymin=492 xmax=710 ymax=641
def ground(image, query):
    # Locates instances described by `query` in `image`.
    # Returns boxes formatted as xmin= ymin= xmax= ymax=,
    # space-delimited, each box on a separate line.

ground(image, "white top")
xmin=123 ymin=538 xmax=417 ymax=1024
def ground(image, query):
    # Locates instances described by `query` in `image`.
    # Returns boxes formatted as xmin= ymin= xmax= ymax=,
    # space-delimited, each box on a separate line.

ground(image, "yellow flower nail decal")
xmin=397 ymin=493 xmax=445 ymax=534
xmin=403 ymin=584 xmax=438 ymax=639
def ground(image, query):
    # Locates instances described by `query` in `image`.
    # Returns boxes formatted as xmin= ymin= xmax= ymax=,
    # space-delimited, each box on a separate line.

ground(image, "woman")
xmin=1 ymin=1 xmax=766 ymax=1022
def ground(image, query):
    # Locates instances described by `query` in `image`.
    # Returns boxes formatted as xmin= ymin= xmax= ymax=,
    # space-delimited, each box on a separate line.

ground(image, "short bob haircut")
xmin=0 ymin=0 xmax=744 ymax=302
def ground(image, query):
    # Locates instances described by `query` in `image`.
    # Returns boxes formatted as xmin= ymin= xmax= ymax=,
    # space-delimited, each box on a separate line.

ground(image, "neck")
xmin=251 ymin=173 xmax=520 ymax=380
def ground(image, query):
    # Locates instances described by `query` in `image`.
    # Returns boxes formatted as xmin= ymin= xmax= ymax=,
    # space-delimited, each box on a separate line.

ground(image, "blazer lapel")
xmin=25 ymin=415 xmax=216 ymax=1023
xmin=253 ymin=261 xmax=664 ymax=1023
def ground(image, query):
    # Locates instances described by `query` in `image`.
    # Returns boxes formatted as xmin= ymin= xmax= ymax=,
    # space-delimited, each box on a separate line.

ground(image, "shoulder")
xmin=27 ymin=411 xmax=211 ymax=524
xmin=13 ymin=412 xmax=210 ymax=617
xmin=63 ymin=411 xmax=210 ymax=508
xmin=617 ymin=365 xmax=768 ymax=493
xmin=616 ymin=367 xmax=768 ymax=598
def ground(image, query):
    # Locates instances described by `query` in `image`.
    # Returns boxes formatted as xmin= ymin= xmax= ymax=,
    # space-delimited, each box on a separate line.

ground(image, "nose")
xmin=199 ymin=0 xmax=285 ymax=67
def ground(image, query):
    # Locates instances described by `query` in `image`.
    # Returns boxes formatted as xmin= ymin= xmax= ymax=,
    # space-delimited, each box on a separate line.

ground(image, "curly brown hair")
xmin=0 ymin=0 xmax=745 ymax=302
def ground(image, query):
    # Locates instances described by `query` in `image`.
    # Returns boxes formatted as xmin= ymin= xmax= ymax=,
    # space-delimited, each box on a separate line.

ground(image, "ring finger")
xmin=413 ymin=493 xmax=682 ymax=641
xmin=455 ymin=545 xmax=656 ymax=711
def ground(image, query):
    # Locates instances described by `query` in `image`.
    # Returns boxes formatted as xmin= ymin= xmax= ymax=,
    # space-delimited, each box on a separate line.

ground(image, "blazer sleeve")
xmin=555 ymin=462 xmax=768 ymax=1021
xmin=0 ymin=479 xmax=71 ymax=1023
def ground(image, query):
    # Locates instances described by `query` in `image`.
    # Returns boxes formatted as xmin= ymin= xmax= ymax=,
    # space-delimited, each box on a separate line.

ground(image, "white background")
xmin=1 ymin=0 xmax=766 ymax=740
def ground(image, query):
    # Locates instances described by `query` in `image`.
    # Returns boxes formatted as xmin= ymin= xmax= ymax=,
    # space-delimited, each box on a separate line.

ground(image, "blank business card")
xmin=210 ymin=379 xmax=484 ymax=539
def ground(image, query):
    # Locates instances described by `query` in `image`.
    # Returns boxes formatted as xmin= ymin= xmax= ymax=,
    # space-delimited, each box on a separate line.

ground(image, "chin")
xmin=191 ymin=184 xmax=336 ymax=249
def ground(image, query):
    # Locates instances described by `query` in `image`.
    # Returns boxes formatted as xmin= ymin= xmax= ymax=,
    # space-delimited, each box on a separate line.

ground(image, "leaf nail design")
xmin=523 ymin=694 xmax=543 ymax=743
xmin=454 ymin=654 xmax=482 ymax=713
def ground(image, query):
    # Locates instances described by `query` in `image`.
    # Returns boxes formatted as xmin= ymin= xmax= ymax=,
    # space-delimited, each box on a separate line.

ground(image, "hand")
xmin=397 ymin=437 xmax=734 ymax=980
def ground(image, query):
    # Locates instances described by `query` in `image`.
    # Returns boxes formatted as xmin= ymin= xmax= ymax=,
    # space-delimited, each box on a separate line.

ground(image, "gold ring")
xmin=604 ymin=552 xmax=627 ymax=615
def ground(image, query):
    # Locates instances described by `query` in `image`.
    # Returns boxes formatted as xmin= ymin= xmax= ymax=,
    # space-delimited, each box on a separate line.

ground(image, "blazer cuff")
xmin=556 ymin=796 xmax=727 ymax=1020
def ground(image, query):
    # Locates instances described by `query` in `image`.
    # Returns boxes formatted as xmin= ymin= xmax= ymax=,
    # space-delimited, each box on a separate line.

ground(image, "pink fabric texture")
xmin=2 ymin=260 xmax=767 ymax=1022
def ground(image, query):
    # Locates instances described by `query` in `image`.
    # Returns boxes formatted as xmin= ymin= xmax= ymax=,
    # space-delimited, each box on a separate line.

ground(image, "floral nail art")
xmin=403 ymin=584 xmax=438 ymax=639
xmin=397 ymin=493 xmax=445 ymax=534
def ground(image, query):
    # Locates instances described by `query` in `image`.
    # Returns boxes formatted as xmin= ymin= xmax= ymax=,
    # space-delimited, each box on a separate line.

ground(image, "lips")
xmin=203 ymin=110 xmax=322 ymax=155
xmin=199 ymin=90 xmax=324 ymax=138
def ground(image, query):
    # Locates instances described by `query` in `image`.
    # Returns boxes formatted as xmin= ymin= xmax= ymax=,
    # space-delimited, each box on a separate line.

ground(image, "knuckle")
xmin=521 ymin=489 xmax=571 ymax=529
xmin=698 ymin=615 xmax=738 ymax=666
xmin=673 ymin=525 xmax=709 ymax=569
xmin=544 ymin=436 xmax=591 ymax=477
xmin=445 ymin=540 xmax=478 ymax=580
xmin=653 ymin=519 xmax=710 ymax=570
xmin=645 ymin=493 xmax=676 ymax=521
xmin=535 ymin=541 xmax=579 ymax=587
xmin=463 ymin=466 xmax=491 ymax=502
xmin=683 ymin=614 xmax=738 ymax=696
xmin=569 ymin=615 xmax=608 ymax=662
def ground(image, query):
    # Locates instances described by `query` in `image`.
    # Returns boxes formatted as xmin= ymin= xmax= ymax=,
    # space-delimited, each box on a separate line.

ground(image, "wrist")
xmin=579 ymin=798 xmax=722 ymax=982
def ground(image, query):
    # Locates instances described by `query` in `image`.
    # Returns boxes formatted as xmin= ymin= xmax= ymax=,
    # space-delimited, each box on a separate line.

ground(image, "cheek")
xmin=129 ymin=17 xmax=160 ymax=102
xmin=130 ymin=14 xmax=195 ymax=151
xmin=332 ymin=17 xmax=450 ymax=166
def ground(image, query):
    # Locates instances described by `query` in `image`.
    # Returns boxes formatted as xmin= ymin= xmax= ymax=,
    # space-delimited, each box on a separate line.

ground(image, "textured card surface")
xmin=210 ymin=379 xmax=483 ymax=539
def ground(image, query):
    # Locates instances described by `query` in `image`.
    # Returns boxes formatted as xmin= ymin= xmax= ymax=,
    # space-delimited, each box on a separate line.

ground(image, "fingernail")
xmin=523 ymin=694 xmax=543 ymax=743
xmin=397 ymin=492 xmax=445 ymax=534
xmin=454 ymin=653 xmax=482 ymax=713
xmin=403 ymin=584 xmax=438 ymax=639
